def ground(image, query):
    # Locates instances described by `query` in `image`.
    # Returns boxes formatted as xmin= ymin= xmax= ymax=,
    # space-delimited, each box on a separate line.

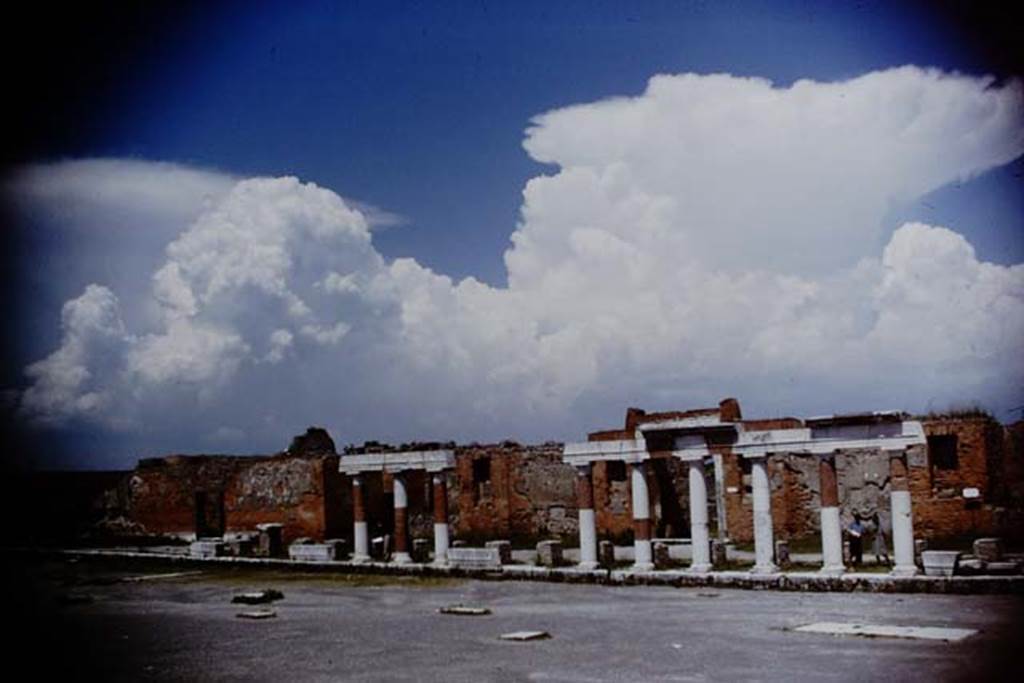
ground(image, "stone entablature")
xmin=339 ymin=449 xmax=455 ymax=474
xmin=563 ymin=439 xmax=648 ymax=463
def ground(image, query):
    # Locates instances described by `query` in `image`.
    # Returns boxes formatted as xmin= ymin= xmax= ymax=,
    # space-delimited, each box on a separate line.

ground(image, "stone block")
xmin=775 ymin=540 xmax=791 ymax=569
xmin=710 ymin=540 xmax=727 ymax=569
xmin=536 ymin=540 xmax=563 ymax=567
xmin=973 ymin=538 xmax=1003 ymax=563
xmin=599 ymin=540 xmax=616 ymax=568
xmin=485 ymin=540 xmax=512 ymax=565
xmin=921 ymin=550 xmax=960 ymax=577
xmin=289 ymin=542 xmax=337 ymax=562
xmin=224 ymin=533 xmax=257 ymax=557
xmin=653 ymin=542 xmax=671 ymax=569
xmin=256 ymin=523 xmax=284 ymax=558
xmin=190 ymin=539 xmax=227 ymax=559
xmin=447 ymin=547 xmax=502 ymax=569
xmin=412 ymin=538 xmax=432 ymax=563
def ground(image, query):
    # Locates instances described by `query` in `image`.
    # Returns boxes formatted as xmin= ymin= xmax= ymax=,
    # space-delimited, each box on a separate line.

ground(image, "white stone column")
xmin=819 ymin=454 xmax=844 ymax=575
xmin=688 ymin=459 xmax=712 ymax=573
xmin=432 ymin=473 xmax=450 ymax=566
xmin=392 ymin=473 xmax=412 ymax=564
xmin=749 ymin=455 xmax=778 ymax=573
xmin=889 ymin=451 xmax=918 ymax=576
xmin=352 ymin=474 xmax=370 ymax=563
xmin=576 ymin=465 xmax=598 ymax=569
xmin=631 ymin=462 xmax=654 ymax=570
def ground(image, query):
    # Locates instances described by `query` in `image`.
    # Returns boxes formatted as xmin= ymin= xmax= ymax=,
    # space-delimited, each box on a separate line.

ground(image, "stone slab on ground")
xmin=500 ymin=630 xmax=551 ymax=641
xmin=231 ymin=589 xmax=284 ymax=605
xmin=236 ymin=609 xmax=277 ymax=620
xmin=438 ymin=605 xmax=491 ymax=615
xmin=794 ymin=621 xmax=976 ymax=642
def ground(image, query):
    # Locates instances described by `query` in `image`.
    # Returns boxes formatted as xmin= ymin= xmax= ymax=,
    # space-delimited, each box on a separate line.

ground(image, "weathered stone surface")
xmin=232 ymin=589 xmax=284 ymax=605
xmin=710 ymin=540 xmax=727 ymax=568
xmin=775 ymin=540 xmax=791 ymax=568
xmin=189 ymin=540 xmax=226 ymax=559
xmin=447 ymin=547 xmax=502 ymax=569
xmin=921 ymin=550 xmax=960 ymax=577
xmin=485 ymin=540 xmax=512 ymax=565
xmin=973 ymin=538 xmax=1003 ymax=562
xmin=438 ymin=605 xmax=491 ymax=615
xmin=257 ymin=524 xmax=284 ymax=558
xmin=536 ymin=540 xmax=563 ymax=567
xmin=500 ymin=630 xmax=550 ymax=641
xmin=288 ymin=542 xmax=337 ymax=562
xmin=236 ymin=609 xmax=276 ymax=620
xmin=653 ymin=542 xmax=671 ymax=569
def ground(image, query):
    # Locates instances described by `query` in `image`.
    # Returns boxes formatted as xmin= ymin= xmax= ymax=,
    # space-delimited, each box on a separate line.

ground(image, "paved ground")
xmin=5 ymin=557 xmax=1022 ymax=682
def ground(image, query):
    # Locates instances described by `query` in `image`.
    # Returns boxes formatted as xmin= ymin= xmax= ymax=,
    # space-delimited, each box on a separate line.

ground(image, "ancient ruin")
xmin=25 ymin=399 xmax=1023 ymax=580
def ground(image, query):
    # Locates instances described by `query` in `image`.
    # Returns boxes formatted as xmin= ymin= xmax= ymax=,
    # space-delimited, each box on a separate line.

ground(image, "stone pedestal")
xmin=256 ymin=523 xmax=284 ymax=558
xmin=537 ymin=540 xmax=564 ymax=567
xmin=485 ymin=540 xmax=513 ymax=565
xmin=710 ymin=539 xmax=728 ymax=569
xmin=653 ymin=542 xmax=671 ymax=569
xmin=775 ymin=540 xmax=791 ymax=569
xmin=973 ymin=538 xmax=1003 ymax=563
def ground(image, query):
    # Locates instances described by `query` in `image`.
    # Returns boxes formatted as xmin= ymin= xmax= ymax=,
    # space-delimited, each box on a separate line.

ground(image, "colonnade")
xmin=565 ymin=416 xmax=926 ymax=576
xmin=341 ymin=450 xmax=455 ymax=566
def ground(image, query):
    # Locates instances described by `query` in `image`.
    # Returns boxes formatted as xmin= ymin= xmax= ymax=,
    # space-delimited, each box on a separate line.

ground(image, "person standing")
xmin=870 ymin=511 xmax=891 ymax=565
xmin=847 ymin=514 xmax=865 ymax=567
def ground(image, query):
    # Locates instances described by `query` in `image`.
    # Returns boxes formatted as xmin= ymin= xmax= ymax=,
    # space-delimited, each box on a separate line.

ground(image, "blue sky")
xmin=3 ymin=1 xmax=1023 ymax=467
xmin=26 ymin=1 xmax=1024 ymax=282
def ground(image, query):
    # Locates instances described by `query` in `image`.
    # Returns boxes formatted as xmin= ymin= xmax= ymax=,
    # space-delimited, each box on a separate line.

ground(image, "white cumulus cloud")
xmin=9 ymin=66 xmax=1024 ymax=457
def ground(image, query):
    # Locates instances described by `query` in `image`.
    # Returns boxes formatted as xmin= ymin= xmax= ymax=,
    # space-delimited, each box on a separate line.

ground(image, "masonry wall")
xmin=125 ymin=453 xmax=341 ymax=544
xmin=450 ymin=442 xmax=577 ymax=544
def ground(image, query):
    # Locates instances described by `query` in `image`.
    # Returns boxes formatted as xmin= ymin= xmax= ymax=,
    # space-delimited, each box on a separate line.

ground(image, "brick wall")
xmin=125 ymin=453 xmax=338 ymax=544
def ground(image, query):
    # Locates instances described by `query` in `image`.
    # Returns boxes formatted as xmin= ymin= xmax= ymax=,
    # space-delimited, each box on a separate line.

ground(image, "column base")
xmin=688 ymin=563 xmax=712 ymax=574
xmin=577 ymin=561 xmax=599 ymax=571
xmin=351 ymin=554 xmax=371 ymax=564
xmin=890 ymin=564 xmax=919 ymax=577
xmin=432 ymin=558 xmax=450 ymax=567
xmin=632 ymin=562 xmax=655 ymax=572
xmin=750 ymin=563 xmax=779 ymax=574
xmin=393 ymin=552 xmax=413 ymax=564
xmin=819 ymin=564 xmax=846 ymax=577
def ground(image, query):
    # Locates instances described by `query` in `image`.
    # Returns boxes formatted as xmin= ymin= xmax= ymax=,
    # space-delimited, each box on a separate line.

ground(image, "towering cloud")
xmin=9 ymin=67 xmax=1024 ymax=459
